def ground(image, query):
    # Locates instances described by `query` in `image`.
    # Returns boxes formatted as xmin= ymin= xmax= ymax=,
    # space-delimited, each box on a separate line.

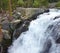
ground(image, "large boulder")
xmin=13 ymin=9 xmax=49 ymax=40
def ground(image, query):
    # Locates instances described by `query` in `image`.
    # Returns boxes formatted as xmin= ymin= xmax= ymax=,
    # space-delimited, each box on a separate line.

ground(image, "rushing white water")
xmin=8 ymin=9 xmax=60 ymax=53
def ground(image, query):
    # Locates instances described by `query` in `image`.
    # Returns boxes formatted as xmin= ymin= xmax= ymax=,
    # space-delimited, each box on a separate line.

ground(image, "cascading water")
xmin=8 ymin=9 xmax=60 ymax=53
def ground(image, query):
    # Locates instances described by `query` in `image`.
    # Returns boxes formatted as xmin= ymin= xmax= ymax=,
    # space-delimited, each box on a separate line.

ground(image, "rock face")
xmin=0 ymin=8 xmax=44 ymax=53
xmin=8 ymin=9 xmax=60 ymax=53
xmin=13 ymin=9 xmax=49 ymax=40
xmin=46 ymin=21 xmax=60 ymax=44
xmin=2 ymin=9 xmax=60 ymax=53
xmin=16 ymin=8 xmax=45 ymax=19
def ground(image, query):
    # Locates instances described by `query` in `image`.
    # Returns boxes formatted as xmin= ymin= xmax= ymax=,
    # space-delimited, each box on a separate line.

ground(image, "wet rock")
xmin=44 ymin=9 xmax=49 ymax=12
xmin=13 ymin=20 xmax=30 ymax=40
xmin=2 ymin=39 xmax=11 ymax=53
xmin=13 ymin=10 xmax=50 ymax=40
xmin=2 ymin=20 xmax=10 ymax=30
xmin=28 ymin=9 xmax=49 ymax=21
xmin=53 ymin=16 xmax=60 ymax=20
xmin=47 ymin=25 xmax=53 ymax=30
xmin=12 ymin=11 xmax=21 ymax=19
xmin=0 ymin=44 xmax=3 ymax=53
xmin=12 ymin=13 xmax=40 ymax=39
xmin=46 ymin=20 xmax=60 ymax=44
xmin=2 ymin=29 xmax=11 ymax=39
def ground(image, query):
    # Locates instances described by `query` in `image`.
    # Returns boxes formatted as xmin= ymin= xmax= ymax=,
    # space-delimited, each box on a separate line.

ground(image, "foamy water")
xmin=8 ymin=9 xmax=60 ymax=53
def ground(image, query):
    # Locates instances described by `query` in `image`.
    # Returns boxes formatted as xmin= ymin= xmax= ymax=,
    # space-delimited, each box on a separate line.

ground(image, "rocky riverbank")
xmin=0 ymin=8 xmax=58 ymax=53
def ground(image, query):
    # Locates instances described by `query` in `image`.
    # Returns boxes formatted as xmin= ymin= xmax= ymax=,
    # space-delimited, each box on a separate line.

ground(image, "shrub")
xmin=33 ymin=0 xmax=41 ymax=7
xmin=55 ymin=1 xmax=60 ymax=7
xmin=17 ymin=0 xmax=24 ymax=7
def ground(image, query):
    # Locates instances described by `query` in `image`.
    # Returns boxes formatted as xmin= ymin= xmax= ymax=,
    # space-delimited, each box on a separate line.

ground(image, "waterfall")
xmin=8 ymin=9 xmax=60 ymax=53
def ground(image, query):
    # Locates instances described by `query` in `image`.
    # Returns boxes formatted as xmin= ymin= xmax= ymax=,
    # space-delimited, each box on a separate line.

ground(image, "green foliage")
xmin=1 ymin=0 xmax=59 ymax=11
xmin=0 ymin=0 xmax=49 ymax=11
xmin=41 ymin=0 xmax=49 ymax=7
xmin=33 ymin=0 xmax=41 ymax=7
xmin=11 ymin=0 xmax=18 ymax=9
xmin=33 ymin=0 xmax=49 ymax=8
xmin=25 ymin=0 xmax=33 ymax=7
xmin=55 ymin=1 xmax=60 ymax=7
xmin=17 ymin=0 xmax=24 ymax=7
xmin=0 ymin=0 xmax=9 ymax=10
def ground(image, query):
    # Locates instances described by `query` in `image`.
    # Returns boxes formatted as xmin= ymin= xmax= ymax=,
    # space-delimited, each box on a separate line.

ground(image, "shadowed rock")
xmin=56 ymin=37 xmax=60 ymax=43
xmin=53 ymin=16 xmax=60 ymax=20
xmin=13 ymin=20 xmax=30 ymax=40
xmin=47 ymin=21 xmax=60 ymax=44
xmin=13 ymin=10 xmax=49 ymax=40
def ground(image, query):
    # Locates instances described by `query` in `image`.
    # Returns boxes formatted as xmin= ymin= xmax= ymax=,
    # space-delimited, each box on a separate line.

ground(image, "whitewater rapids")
xmin=8 ymin=9 xmax=60 ymax=53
